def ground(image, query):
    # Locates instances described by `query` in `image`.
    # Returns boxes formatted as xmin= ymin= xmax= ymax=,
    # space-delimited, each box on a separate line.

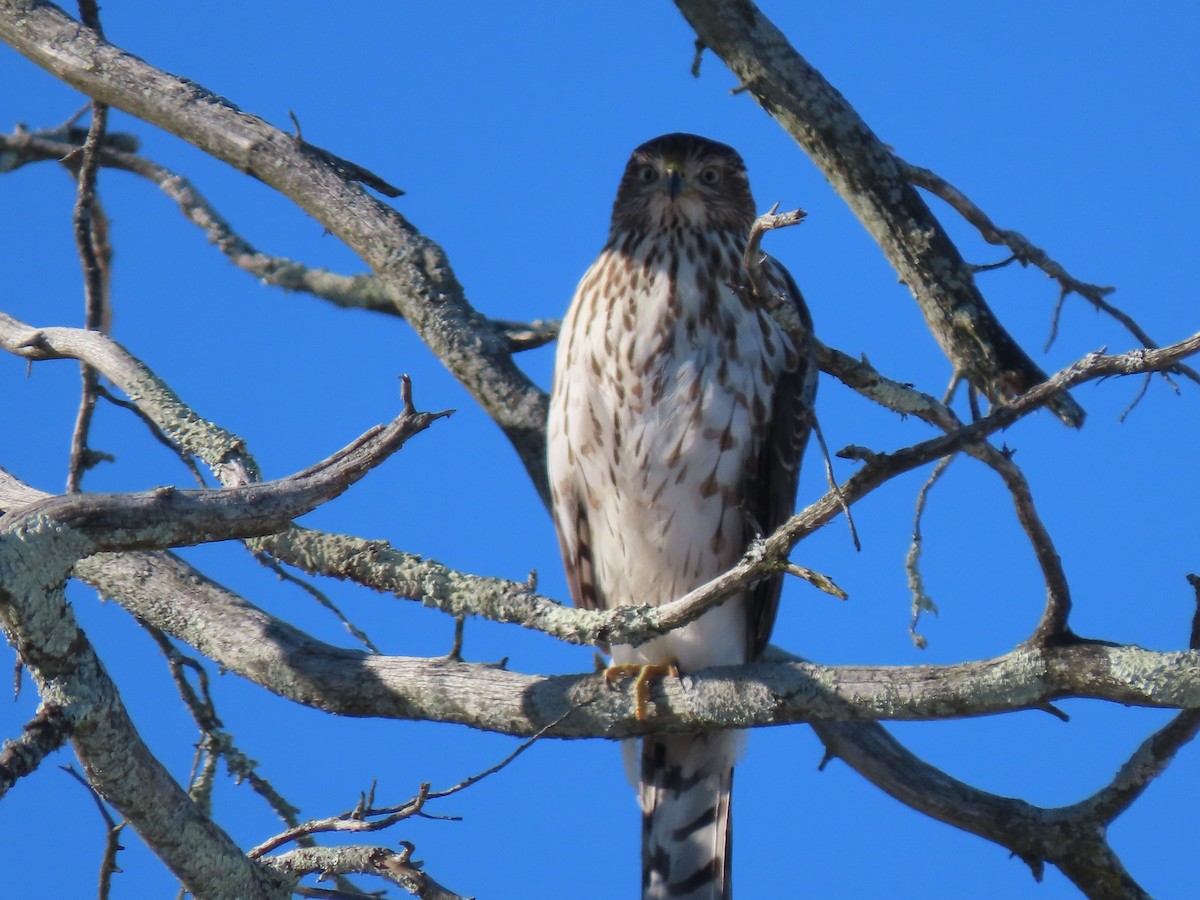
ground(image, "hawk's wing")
xmin=557 ymin=495 xmax=603 ymax=612
xmin=745 ymin=259 xmax=818 ymax=660
xmin=548 ymin=303 xmax=608 ymax=618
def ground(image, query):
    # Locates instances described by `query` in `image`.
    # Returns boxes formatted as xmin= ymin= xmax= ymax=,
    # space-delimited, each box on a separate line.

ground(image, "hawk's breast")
xmin=549 ymin=231 xmax=797 ymax=670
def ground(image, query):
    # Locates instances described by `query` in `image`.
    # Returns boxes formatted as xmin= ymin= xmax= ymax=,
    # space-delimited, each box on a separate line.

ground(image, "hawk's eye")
xmin=637 ymin=164 xmax=657 ymax=184
xmin=699 ymin=166 xmax=722 ymax=185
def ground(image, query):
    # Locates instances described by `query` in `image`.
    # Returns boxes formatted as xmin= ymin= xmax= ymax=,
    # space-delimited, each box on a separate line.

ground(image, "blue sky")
xmin=2 ymin=3 xmax=1199 ymax=897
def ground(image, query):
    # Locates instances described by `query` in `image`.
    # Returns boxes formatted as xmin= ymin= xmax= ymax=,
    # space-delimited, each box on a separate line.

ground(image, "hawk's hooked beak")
xmin=665 ymin=166 xmax=685 ymax=200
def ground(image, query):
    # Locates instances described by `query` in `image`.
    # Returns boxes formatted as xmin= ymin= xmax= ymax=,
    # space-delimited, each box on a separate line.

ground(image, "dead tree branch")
xmin=0 ymin=1 xmax=551 ymax=503
xmin=0 ymin=126 xmax=556 ymax=355
xmin=674 ymin=0 xmax=1086 ymax=427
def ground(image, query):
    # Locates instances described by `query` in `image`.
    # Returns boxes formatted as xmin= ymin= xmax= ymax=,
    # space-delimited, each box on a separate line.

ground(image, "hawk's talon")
xmin=604 ymin=661 xmax=681 ymax=720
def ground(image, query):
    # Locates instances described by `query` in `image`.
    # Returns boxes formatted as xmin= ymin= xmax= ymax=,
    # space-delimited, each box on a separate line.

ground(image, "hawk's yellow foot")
xmin=603 ymin=661 xmax=681 ymax=721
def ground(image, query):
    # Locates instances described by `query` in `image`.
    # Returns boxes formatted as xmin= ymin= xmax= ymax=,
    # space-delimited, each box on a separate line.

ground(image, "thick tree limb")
xmin=26 ymin=532 xmax=1200 ymax=737
xmin=0 ymin=550 xmax=282 ymax=898
xmin=0 ymin=0 xmax=551 ymax=504
xmin=3 ymin=468 xmax=1182 ymax=897
xmin=674 ymin=0 xmax=1086 ymax=426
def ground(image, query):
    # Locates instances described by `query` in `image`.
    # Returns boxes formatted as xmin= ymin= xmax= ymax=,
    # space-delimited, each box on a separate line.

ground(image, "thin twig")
xmin=906 ymin=454 xmax=955 ymax=649
xmin=250 ymin=549 xmax=380 ymax=653
xmin=66 ymin=98 xmax=111 ymax=493
xmin=690 ymin=37 xmax=707 ymax=77
xmin=810 ymin=411 xmax=860 ymax=551
xmin=782 ymin=563 xmax=847 ymax=600
xmin=1188 ymin=574 xmax=1200 ymax=652
xmin=95 ymin=384 xmax=208 ymax=486
xmin=426 ymin=705 xmax=580 ymax=802
xmin=65 ymin=0 xmax=112 ymax=496
xmin=444 ymin=616 xmax=466 ymax=662
xmin=144 ymin=625 xmax=306 ymax=823
xmin=249 ymin=705 xmax=580 ymax=859
xmin=61 ymin=764 xmax=125 ymax=900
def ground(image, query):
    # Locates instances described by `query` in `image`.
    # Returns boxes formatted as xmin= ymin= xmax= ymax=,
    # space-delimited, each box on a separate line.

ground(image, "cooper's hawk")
xmin=548 ymin=133 xmax=817 ymax=899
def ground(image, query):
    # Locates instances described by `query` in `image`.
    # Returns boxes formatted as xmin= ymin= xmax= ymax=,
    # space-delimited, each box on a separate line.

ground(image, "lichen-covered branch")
xmin=27 ymin=525 xmax=1200 ymax=737
xmin=260 ymin=845 xmax=467 ymax=900
xmin=3 ymin=459 xmax=1192 ymax=739
xmin=0 ymin=533 xmax=281 ymax=898
xmin=0 ymin=311 xmax=260 ymax=485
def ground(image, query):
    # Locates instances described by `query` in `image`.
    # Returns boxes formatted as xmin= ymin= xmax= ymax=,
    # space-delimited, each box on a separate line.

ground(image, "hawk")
xmin=548 ymin=133 xmax=817 ymax=899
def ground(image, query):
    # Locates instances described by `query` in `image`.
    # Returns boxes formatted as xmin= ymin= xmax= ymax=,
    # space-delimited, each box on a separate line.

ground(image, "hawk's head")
xmin=610 ymin=133 xmax=756 ymax=235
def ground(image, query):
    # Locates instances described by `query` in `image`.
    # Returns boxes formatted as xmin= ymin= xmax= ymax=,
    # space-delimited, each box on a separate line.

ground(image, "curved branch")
xmin=811 ymin=719 xmax=1150 ymax=899
xmin=0 ymin=0 xmax=551 ymax=505
xmin=0 ymin=126 xmax=557 ymax=355
xmin=0 ymin=311 xmax=261 ymax=485
xmin=675 ymin=0 xmax=1086 ymax=427
xmin=899 ymin=158 xmax=1200 ymax=391
xmin=900 ymin=159 xmax=1117 ymax=307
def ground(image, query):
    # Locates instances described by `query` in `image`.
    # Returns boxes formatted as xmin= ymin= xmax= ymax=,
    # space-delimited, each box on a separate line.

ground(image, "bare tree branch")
xmin=898 ymin=158 xmax=1200 ymax=394
xmin=810 ymin=717 xmax=1151 ymax=898
xmin=2 ymin=6 xmax=1196 ymax=897
xmin=9 ymin=454 xmax=1196 ymax=740
xmin=0 ymin=542 xmax=282 ymax=898
xmin=899 ymin=159 xmax=1116 ymax=308
xmin=61 ymin=763 xmax=126 ymax=900
xmin=0 ymin=0 xmax=552 ymax=504
xmin=675 ymin=0 xmax=1087 ymax=427
xmin=0 ymin=126 xmax=556 ymax=355
xmin=6 ymin=311 xmax=1196 ymax=658
xmin=65 ymin=99 xmax=111 ymax=493
xmin=51 ymin=535 xmax=1200 ymax=736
